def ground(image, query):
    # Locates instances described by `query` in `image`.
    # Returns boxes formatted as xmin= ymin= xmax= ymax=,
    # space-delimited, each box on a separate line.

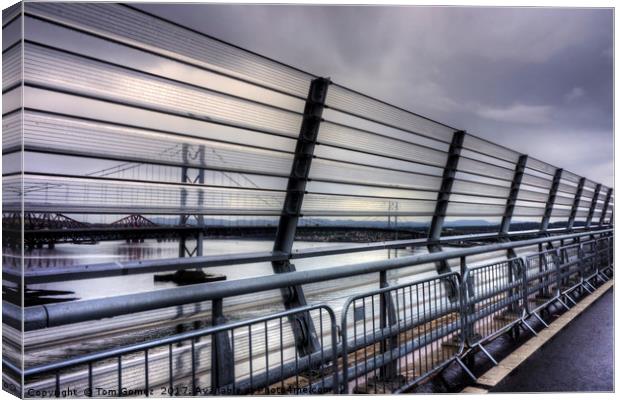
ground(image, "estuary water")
xmin=15 ymin=239 xmax=423 ymax=302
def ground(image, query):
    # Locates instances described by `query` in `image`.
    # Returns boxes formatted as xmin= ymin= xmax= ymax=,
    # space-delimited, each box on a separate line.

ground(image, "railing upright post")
xmin=585 ymin=184 xmax=601 ymax=230
xmin=210 ymin=298 xmax=234 ymax=391
xmin=271 ymin=77 xmax=330 ymax=356
xmin=599 ymin=188 xmax=613 ymax=226
xmin=607 ymin=236 xmax=613 ymax=272
xmin=506 ymin=257 xmax=518 ymax=313
xmin=568 ymin=177 xmax=585 ymax=231
xmin=427 ymin=130 xmax=465 ymax=275
xmin=541 ymin=168 xmax=562 ymax=232
xmin=379 ymin=271 xmax=397 ymax=381
xmin=577 ymin=244 xmax=586 ymax=292
xmin=538 ymin=243 xmax=547 ymax=297
xmin=551 ymin=248 xmax=563 ymax=298
xmin=519 ymin=256 xmax=529 ymax=316
xmin=460 ymin=256 xmax=475 ymax=344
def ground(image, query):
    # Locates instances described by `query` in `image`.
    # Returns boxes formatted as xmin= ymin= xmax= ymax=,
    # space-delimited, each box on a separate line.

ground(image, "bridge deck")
xmin=491 ymin=287 xmax=613 ymax=392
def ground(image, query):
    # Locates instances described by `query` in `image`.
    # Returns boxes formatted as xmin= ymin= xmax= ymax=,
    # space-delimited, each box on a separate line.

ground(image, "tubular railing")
xmin=462 ymin=258 xmax=527 ymax=350
xmin=21 ymin=305 xmax=338 ymax=397
xmin=11 ymin=230 xmax=611 ymax=332
xmin=13 ymin=230 xmax=612 ymax=396
xmin=557 ymin=243 xmax=589 ymax=303
xmin=524 ymin=248 xmax=562 ymax=317
xmin=339 ymin=272 xmax=464 ymax=394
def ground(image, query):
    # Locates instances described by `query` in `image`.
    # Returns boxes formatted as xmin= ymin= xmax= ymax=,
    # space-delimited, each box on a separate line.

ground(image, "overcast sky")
xmin=136 ymin=4 xmax=613 ymax=187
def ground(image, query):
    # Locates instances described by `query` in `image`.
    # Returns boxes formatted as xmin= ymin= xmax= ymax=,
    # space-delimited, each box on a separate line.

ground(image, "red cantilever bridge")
xmin=2 ymin=212 xmax=428 ymax=249
xmin=2 ymin=212 xmax=204 ymax=248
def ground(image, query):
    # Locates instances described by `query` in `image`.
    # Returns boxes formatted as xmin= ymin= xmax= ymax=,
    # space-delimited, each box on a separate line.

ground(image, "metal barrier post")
xmin=537 ymin=243 xmax=548 ymax=297
xmin=576 ymin=243 xmax=592 ymax=293
xmin=379 ymin=271 xmax=398 ymax=381
xmin=463 ymin=258 xmax=526 ymax=350
xmin=551 ymin=248 xmax=571 ymax=310
xmin=211 ymin=298 xmax=234 ymax=390
xmin=462 ymin=267 xmax=476 ymax=345
xmin=606 ymin=236 xmax=613 ymax=275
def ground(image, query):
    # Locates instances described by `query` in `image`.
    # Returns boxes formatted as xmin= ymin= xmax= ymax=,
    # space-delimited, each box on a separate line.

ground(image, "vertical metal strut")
xmin=272 ymin=77 xmax=330 ymax=355
xmin=541 ymin=168 xmax=562 ymax=232
xmin=500 ymin=155 xmax=527 ymax=259
xmin=599 ymin=188 xmax=612 ymax=226
xmin=427 ymin=130 xmax=465 ymax=274
xmin=567 ymin=177 xmax=585 ymax=231
xmin=585 ymin=184 xmax=601 ymax=229
xmin=500 ymin=155 xmax=527 ymax=235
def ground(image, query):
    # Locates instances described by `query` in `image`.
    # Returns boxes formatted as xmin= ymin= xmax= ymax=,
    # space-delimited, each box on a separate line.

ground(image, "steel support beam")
xmin=599 ymin=188 xmax=613 ymax=226
xmin=585 ymin=184 xmax=602 ymax=229
xmin=541 ymin=168 xmax=563 ymax=232
xmin=427 ymin=130 xmax=465 ymax=274
xmin=567 ymin=177 xmax=585 ymax=231
xmin=499 ymin=155 xmax=527 ymax=259
xmin=271 ymin=77 xmax=330 ymax=356
xmin=500 ymin=155 xmax=527 ymax=236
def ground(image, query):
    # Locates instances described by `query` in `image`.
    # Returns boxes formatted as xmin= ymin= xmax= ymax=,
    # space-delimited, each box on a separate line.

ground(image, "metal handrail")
xmin=13 ymin=234 xmax=613 ymax=395
xmin=13 ymin=228 xmax=612 ymax=330
xmin=15 ymin=305 xmax=340 ymax=396
xmin=5 ymin=225 xmax=610 ymax=284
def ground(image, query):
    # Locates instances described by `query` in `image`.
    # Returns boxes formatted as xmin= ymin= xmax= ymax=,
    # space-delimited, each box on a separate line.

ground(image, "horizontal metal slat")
xmin=318 ymin=121 xmax=448 ymax=168
xmin=7 ymin=174 xmax=287 ymax=215
xmin=26 ymin=2 xmax=313 ymax=97
xmin=24 ymin=43 xmax=303 ymax=138
xmin=22 ymin=110 xmax=295 ymax=177
xmin=325 ymin=84 xmax=455 ymax=143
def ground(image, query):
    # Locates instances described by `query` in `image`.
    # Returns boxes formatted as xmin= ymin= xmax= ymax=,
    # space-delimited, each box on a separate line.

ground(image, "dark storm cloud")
xmin=136 ymin=4 xmax=613 ymax=186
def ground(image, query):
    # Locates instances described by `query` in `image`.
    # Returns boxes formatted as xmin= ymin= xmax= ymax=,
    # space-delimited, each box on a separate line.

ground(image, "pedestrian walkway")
xmin=490 ymin=286 xmax=613 ymax=392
